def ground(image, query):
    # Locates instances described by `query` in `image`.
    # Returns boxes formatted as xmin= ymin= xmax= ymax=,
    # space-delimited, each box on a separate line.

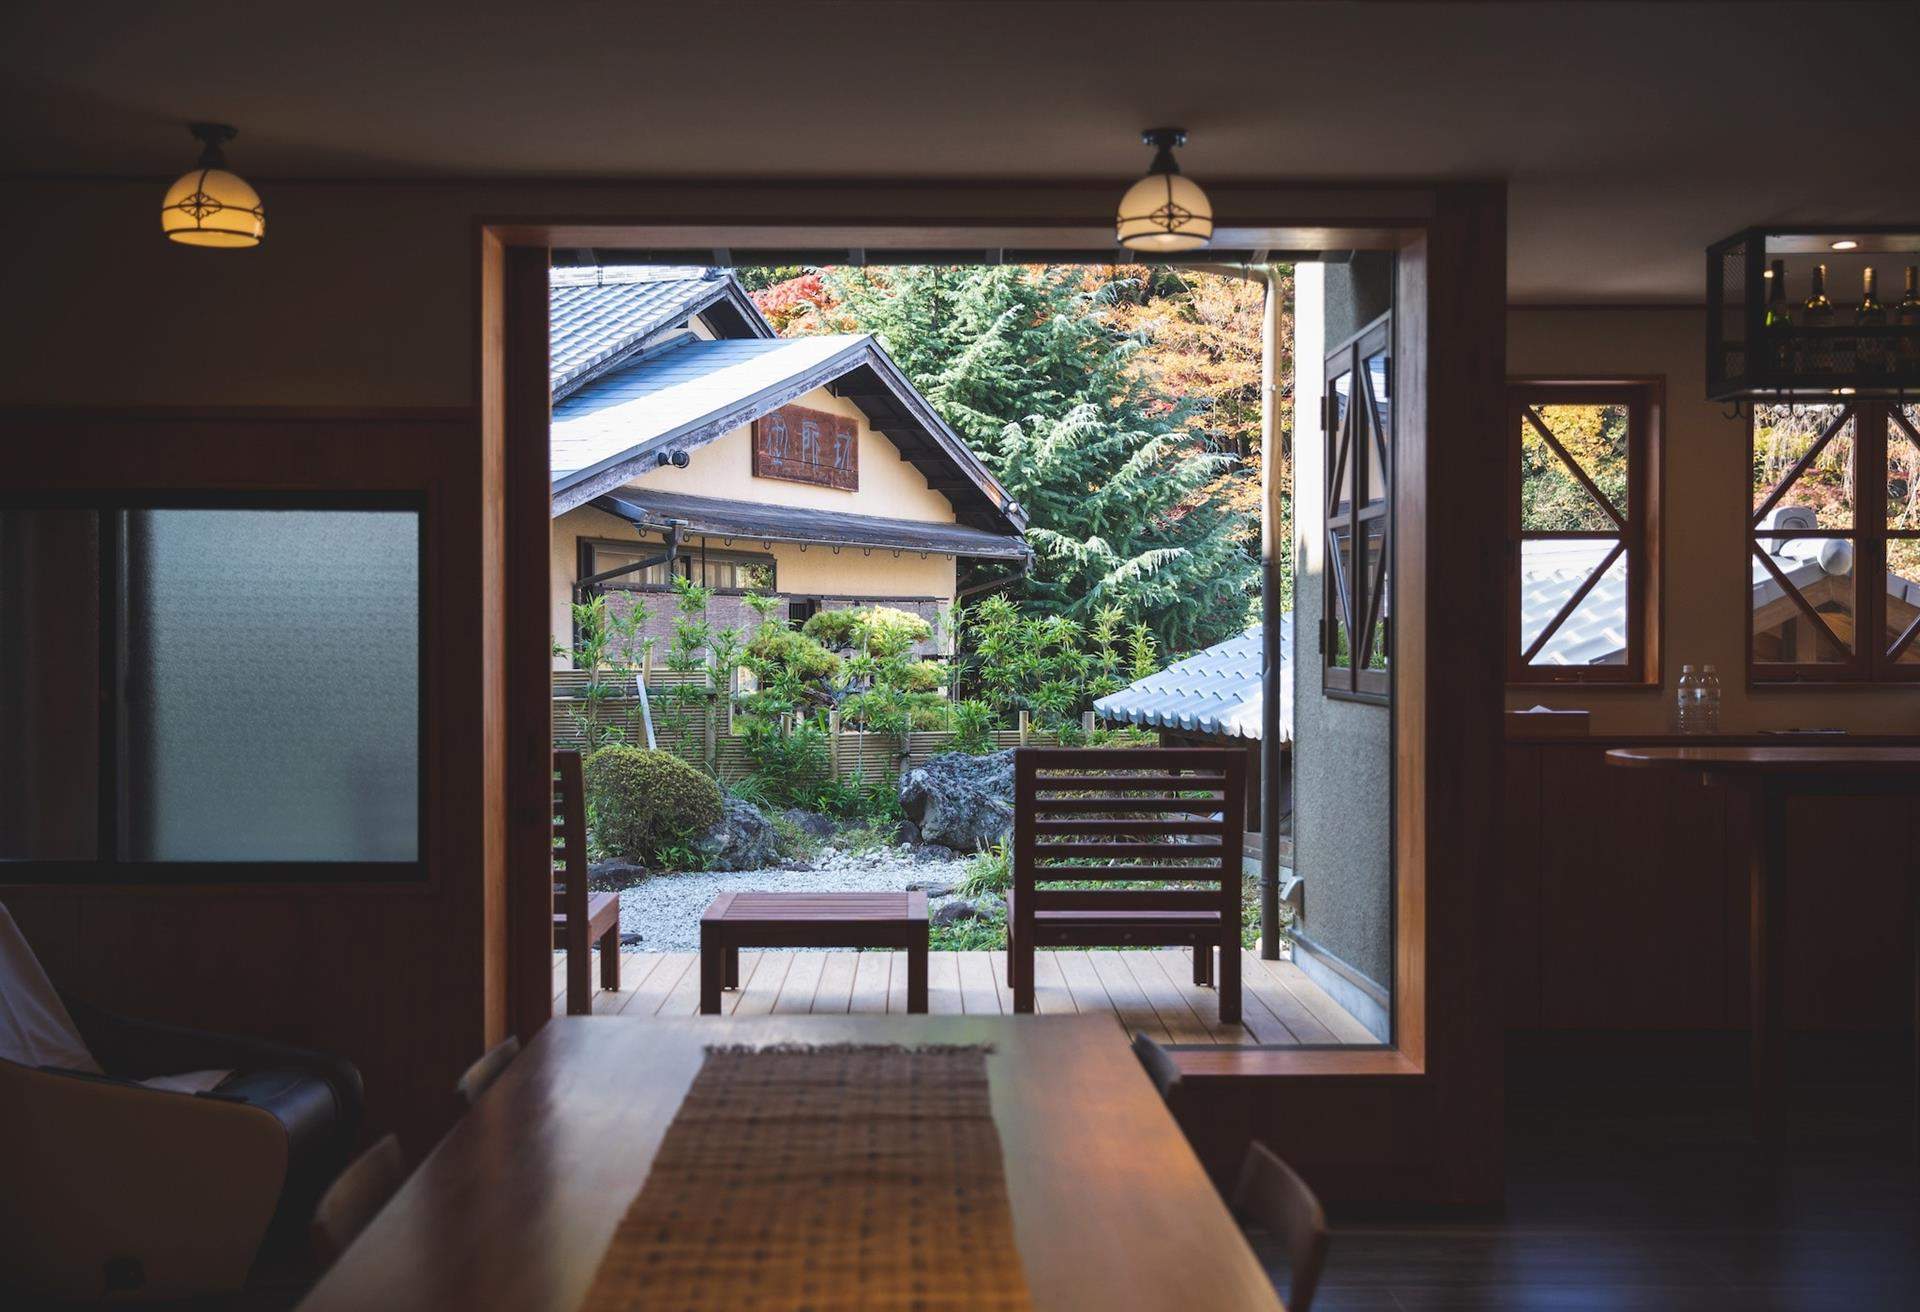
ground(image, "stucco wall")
xmin=1507 ymin=307 xmax=1920 ymax=733
xmin=1291 ymin=259 xmax=1397 ymax=997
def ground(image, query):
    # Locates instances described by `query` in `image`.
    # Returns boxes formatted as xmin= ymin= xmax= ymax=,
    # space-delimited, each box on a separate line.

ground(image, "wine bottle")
xmin=1764 ymin=258 xmax=1793 ymax=371
xmin=1856 ymin=267 xmax=1887 ymax=374
xmin=1803 ymin=263 xmax=1835 ymax=376
xmin=1897 ymin=265 xmax=1920 ymax=370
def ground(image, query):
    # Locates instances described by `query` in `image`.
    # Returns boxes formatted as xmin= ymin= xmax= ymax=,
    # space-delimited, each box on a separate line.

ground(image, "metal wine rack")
xmin=1707 ymin=226 xmax=1920 ymax=401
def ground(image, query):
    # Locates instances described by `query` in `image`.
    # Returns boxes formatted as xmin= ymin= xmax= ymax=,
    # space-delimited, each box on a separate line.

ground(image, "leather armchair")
xmin=0 ymin=1002 xmax=363 ymax=1302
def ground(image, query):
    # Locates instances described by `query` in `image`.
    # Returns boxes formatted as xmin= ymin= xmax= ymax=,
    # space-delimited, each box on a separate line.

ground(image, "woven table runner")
xmin=580 ymin=1043 xmax=1032 ymax=1311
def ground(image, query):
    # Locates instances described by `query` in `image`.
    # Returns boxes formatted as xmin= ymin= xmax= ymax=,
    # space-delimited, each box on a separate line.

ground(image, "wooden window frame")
xmin=1749 ymin=400 xmax=1920 ymax=685
xmin=579 ymin=537 xmax=776 ymax=594
xmin=1322 ymin=313 xmax=1391 ymax=703
xmin=1507 ymin=379 xmax=1662 ymax=688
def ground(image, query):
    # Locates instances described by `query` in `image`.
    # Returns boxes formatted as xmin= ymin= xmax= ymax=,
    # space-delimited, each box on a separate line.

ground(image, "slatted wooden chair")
xmin=1232 ymin=1141 xmax=1329 ymax=1312
xmin=1008 ymin=747 xmax=1246 ymax=1022
xmin=310 ymin=1134 xmax=407 ymax=1268
xmin=554 ymin=749 xmax=620 ymax=1015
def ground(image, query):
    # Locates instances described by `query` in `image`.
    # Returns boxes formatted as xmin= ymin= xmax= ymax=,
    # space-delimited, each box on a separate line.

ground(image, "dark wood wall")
xmin=1502 ymin=737 xmax=1916 ymax=1034
xmin=0 ymin=411 xmax=506 ymax=1151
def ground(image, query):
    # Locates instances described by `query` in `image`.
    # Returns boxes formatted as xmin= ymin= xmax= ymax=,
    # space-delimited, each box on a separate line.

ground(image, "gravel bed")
xmin=616 ymin=845 xmax=976 ymax=951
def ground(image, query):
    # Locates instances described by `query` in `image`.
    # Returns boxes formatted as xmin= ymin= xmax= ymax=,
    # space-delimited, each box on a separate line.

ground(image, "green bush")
xmin=745 ymin=627 xmax=843 ymax=682
xmin=949 ymin=699 xmax=997 ymax=754
xmin=800 ymin=608 xmax=864 ymax=650
xmin=584 ymin=746 xmax=723 ymax=864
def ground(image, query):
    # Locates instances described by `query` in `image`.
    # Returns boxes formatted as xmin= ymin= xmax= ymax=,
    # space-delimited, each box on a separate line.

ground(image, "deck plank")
xmin=1053 ymin=950 xmax=1115 ymax=1016
xmin=956 ymin=951 xmax=1003 ymax=1015
xmin=729 ymin=951 xmax=787 ymax=1017
xmin=1259 ymin=956 xmax=1381 ymax=1044
xmin=1121 ymin=950 xmax=1219 ymax=1044
xmin=1147 ymin=950 xmax=1267 ymax=1045
xmin=590 ymin=951 xmax=662 ymax=1015
xmin=1087 ymin=950 xmax=1174 ymax=1043
xmin=1236 ymin=950 xmax=1333 ymax=1043
xmin=813 ymin=952 xmax=860 ymax=1014
xmin=885 ymin=950 xmax=909 ymax=1014
xmin=849 ymin=951 xmax=890 ymax=1014
xmin=625 ymin=952 xmax=695 ymax=1017
xmin=926 ymin=951 xmax=964 ymax=1014
xmin=771 ymin=951 xmax=827 ymax=1014
xmin=546 ymin=948 xmax=1371 ymax=1044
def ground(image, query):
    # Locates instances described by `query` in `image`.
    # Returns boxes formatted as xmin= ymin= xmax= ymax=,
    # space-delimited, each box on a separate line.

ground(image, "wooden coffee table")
xmin=699 ymin=891 xmax=929 ymax=1014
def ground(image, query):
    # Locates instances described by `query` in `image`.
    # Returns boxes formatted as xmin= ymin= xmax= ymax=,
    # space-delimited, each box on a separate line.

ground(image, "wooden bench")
xmin=553 ymin=750 xmax=620 ymax=1015
xmin=699 ymin=892 xmax=928 ymax=1015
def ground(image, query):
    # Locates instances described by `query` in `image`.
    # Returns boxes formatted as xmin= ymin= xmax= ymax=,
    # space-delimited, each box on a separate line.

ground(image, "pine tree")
xmin=791 ymin=265 xmax=1259 ymax=652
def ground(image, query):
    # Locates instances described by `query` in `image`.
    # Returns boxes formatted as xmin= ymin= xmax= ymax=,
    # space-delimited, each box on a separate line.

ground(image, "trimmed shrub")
xmin=746 ymin=627 xmax=843 ymax=682
xmin=858 ymin=606 xmax=932 ymax=657
xmin=800 ymin=608 xmax=864 ymax=650
xmin=584 ymin=746 xmax=724 ymax=864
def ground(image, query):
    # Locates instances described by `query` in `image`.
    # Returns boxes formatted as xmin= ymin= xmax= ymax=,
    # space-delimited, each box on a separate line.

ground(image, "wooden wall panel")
xmin=0 ymin=410 xmax=492 ymax=1150
xmin=1499 ymin=744 xmax=1543 ymax=1028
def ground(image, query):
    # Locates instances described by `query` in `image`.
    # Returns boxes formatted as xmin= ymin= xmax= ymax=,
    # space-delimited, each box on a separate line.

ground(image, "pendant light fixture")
xmin=161 ymin=123 xmax=264 ymax=248
xmin=1115 ymin=128 xmax=1213 ymax=253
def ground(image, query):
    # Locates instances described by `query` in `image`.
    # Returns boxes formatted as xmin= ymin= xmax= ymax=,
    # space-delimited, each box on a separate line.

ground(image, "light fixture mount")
xmin=188 ymin=121 xmax=239 ymax=166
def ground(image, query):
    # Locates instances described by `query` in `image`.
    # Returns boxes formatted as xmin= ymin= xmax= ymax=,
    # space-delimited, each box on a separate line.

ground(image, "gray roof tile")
xmin=549 ymin=267 xmax=769 ymax=396
xmin=1094 ymin=619 xmax=1291 ymax=743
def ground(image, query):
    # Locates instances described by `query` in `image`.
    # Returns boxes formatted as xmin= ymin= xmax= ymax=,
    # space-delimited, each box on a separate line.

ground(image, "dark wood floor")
xmin=1267 ymin=1040 xmax=1920 ymax=1311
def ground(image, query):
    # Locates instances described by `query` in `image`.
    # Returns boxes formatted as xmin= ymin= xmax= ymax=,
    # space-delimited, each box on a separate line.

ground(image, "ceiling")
xmin=5 ymin=0 xmax=1917 ymax=302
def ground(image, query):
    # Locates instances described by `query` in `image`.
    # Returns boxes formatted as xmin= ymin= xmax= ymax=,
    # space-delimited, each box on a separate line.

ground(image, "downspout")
xmin=1256 ymin=265 xmax=1285 ymax=960
xmin=572 ymin=522 xmax=683 ymax=604
xmin=954 ymin=552 xmax=1031 ymax=601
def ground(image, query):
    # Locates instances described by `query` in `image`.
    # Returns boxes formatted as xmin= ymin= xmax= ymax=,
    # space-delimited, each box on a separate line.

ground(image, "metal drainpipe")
xmin=1256 ymin=266 xmax=1285 ymax=960
xmin=954 ymin=553 xmax=1032 ymax=601
xmin=572 ymin=522 xmax=684 ymax=604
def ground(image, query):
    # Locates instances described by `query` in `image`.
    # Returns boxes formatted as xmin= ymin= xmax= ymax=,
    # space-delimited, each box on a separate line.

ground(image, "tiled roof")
xmin=593 ymin=490 xmax=1031 ymax=561
xmin=549 ymin=267 xmax=770 ymax=398
xmin=1094 ymin=619 xmax=1292 ymax=743
xmin=550 ymin=335 xmax=873 ymax=505
xmin=1523 ymin=536 xmax=1892 ymax=666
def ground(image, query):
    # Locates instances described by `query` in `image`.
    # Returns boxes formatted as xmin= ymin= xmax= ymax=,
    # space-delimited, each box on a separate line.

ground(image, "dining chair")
xmin=455 ymin=1036 xmax=522 ymax=1107
xmin=310 ymin=1134 xmax=407 ymax=1268
xmin=1130 ymin=1032 xmax=1190 ymax=1125
xmin=1232 ymin=1141 xmax=1329 ymax=1312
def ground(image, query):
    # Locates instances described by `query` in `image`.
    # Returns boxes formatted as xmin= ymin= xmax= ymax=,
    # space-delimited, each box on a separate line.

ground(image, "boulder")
xmin=932 ymin=898 xmax=984 ymax=926
xmin=898 ymin=750 xmax=1015 ymax=852
xmin=695 ymin=797 xmax=782 ymax=871
xmin=779 ymin=808 xmax=837 ymax=841
xmin=588 ymin=859 xmax=650 ymax=890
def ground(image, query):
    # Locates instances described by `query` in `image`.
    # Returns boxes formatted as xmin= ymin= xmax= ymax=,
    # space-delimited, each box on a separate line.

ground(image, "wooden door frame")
xmin=478 ymin=183 xmax=1507 ymax=1205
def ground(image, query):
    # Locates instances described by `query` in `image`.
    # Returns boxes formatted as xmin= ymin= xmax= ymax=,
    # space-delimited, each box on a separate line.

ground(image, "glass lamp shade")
xmin=1115 ymin=170 xmax=1213 ymax=252
xmin=161 ymin=166 xmax=264 ymax=248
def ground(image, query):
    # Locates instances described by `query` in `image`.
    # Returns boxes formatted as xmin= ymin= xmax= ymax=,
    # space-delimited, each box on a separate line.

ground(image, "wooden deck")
xmin=552 ymin=948 xmax=1376 ymax=1046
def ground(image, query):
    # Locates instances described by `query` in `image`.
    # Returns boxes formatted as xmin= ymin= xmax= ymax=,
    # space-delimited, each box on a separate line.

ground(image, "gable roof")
xmin=1094 ymin=619 xmax=1292 ymax=744
xmin=549 ymin=266 xmax=772 ymax=400
xmin=549 ymin=332 xmax=1026 ymax=539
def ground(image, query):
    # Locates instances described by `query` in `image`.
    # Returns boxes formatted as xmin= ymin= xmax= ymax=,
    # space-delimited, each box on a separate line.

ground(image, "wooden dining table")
xmin=296 ymin=1013 xmax=1284 ymax=1311
xmin=1605 ymin=746 xmax=1920 ymax=1146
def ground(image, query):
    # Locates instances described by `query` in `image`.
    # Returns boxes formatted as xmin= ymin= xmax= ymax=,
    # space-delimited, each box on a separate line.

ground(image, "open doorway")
xmin=538 ymin=250 xmax=1385 ymax=1045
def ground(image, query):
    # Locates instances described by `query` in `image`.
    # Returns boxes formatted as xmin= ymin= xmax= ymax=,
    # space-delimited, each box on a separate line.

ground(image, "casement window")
xmin=1750 ymin=401 xmax=1920 ymax=682
xmin=1508 ymin=381 xmax=1661 ymax=685
xmin=581 ymin=539 xmax=775 ymax=593
xmin=1 ymin=498 xmax=424 ymax=876
xmin=1322 ymin=314 xmax=1391 ymax=702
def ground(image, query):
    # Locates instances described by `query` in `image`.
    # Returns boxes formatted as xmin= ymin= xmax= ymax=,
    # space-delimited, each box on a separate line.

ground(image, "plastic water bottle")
xmin=1699 ymin=664 xmax=1723 ymax=735
xmin=1674 ymin=665 xmax=1699 ymax=734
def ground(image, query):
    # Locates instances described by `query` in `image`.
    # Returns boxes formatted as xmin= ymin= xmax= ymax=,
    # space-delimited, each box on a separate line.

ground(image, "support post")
xmin=1018 ymin=710 xmax=1031 ymax=746
xmin=828 ymin=710 xmax=842 ymax=779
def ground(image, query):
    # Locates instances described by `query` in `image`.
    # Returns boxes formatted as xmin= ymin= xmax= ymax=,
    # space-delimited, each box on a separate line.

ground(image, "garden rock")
xmin=915 ymin=844 xmax=958 ymax=864
xmin=696 ymin=798 xmax=782 ymax=871
xmin=932 ymin=898 xmax=985 ymax=926
xmin=898 ymin=750 xmax=1015 ymax=852
xmin=779 ymin=808 xmax=837 ymax=841
xmin=589 ymin=860 xmax=650 ymax=890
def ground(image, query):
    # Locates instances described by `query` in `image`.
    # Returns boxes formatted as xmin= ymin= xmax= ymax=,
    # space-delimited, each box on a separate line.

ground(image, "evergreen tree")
xmin=795 ymin=265 xmax=1259 ymax=652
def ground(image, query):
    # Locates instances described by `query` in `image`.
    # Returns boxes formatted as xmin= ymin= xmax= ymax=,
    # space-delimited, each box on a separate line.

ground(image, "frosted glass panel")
xmin=123 ymin=509 xmax=419 ymax=861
